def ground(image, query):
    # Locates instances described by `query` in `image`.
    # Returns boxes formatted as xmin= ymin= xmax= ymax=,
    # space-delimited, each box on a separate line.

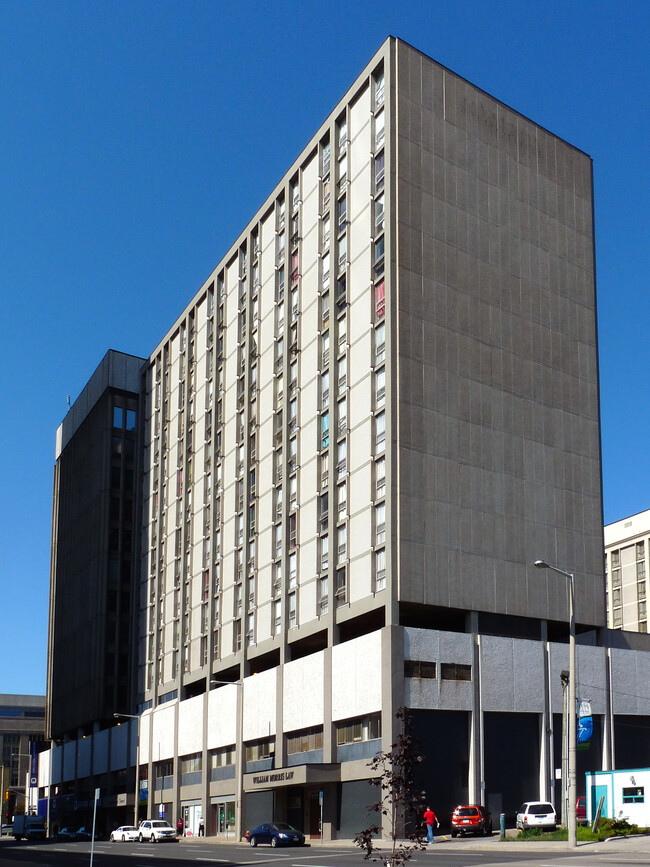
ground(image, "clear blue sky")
xmin=1 ymin=1 xmax=648 ymax=695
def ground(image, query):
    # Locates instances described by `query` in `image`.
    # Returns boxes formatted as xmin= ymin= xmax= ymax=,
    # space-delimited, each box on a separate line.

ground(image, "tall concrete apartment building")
xmin=44 ymin=37 xmax=650 ymax=839
xmin=604 ymin=511 xmax=650 ymax=632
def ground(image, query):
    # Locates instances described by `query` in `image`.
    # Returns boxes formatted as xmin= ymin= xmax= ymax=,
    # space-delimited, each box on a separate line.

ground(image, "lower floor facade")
xmin=38 ymin=624 xmax=650 ymax=839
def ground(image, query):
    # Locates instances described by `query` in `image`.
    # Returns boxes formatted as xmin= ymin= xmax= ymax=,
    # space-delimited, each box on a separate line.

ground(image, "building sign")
xmin=244 ymin=763 xmax=341 ymax=792
xmin=252 ymin=771 xmax=295 ymax=786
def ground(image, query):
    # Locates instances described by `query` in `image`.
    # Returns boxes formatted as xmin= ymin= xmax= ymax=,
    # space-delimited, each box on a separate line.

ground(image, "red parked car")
xmin=576 ymin=796 xmax=587 ymax=821
xmin=450 ymin=804 xmax=493 ymax=837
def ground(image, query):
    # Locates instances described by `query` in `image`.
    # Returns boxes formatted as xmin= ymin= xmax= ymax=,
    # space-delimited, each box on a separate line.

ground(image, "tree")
xmin=354 ymin=708 xmax=427 ymax=867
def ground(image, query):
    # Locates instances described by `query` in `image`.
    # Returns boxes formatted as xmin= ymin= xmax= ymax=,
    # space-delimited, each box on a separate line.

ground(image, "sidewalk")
xmin=182 ymin=829 xmax=650 ymax=856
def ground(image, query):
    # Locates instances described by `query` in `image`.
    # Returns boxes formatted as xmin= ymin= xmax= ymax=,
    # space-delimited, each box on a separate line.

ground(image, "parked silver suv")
xmin=138 ymin=820 xmax=177 ymax=842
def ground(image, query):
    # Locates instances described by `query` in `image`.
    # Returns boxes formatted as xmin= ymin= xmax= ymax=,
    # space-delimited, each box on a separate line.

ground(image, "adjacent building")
xmin=47 ymin=350 xmax=145 ymax=739
xmin=604 ymin=510 xmax=650 ymax=633
xmin=1 ymin=694 xmax=45 ymax=823
xmin=44 ymin=36 xmax=650 ymax=839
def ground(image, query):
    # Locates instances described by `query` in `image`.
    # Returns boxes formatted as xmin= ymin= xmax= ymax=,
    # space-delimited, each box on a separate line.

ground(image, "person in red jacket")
xmin=423 ymin=806 xmax=439 ymax=843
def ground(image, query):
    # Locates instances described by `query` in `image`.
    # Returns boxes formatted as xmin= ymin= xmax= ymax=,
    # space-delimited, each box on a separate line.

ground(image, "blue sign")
xmin=29 ymin=742 xmax=39 ymax=788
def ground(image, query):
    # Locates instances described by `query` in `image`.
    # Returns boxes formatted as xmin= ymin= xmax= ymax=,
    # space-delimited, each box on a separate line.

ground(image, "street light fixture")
xmin=534 ymin=559 xmax=576 ymax=850
xmin=114 ymin=713 xmax=141 ymax=828
xmin=210 ymin=679 xmax=244 ymax=840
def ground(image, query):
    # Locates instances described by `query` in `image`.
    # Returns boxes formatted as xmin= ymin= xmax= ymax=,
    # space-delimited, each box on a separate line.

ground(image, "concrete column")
xmin=468 ymin=612 xmax=483 ymax=805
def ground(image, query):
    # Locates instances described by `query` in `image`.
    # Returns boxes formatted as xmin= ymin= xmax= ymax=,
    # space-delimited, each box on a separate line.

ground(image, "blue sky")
xmin=1 ymin=0 xmax=648 ymax=695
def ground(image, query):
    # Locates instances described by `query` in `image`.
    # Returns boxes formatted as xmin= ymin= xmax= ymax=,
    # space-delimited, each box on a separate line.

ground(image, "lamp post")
xmin=534 ymin=559 xmax=576 ymax=849
xmin=211 ymin=679 xmax=243 ymax=841
xmin=114 ymin=714 xmax=141 ymax=828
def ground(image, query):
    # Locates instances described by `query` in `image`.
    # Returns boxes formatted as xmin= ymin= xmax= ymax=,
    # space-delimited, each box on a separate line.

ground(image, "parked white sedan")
xmin=110 ymin=825 xmax=140 ymax=842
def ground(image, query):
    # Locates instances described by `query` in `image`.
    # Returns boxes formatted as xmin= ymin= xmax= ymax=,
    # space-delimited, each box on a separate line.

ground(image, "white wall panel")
xmin=332 ymin=630 xmax=382 ymax=720
xmin=283 ymin=652 xmax=325 ymax=732
xmin=178 ymin=694 xmax=205 ymax=755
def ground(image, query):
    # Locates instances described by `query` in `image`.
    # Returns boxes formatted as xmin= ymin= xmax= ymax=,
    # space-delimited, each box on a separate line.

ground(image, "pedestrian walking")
xmin=198 ymin=816 xmax=205 ymax=837
xmin=423 ymin=806 xmax=439 ymax=844
xmin=177 ymin=817 xmax=184 ymax=837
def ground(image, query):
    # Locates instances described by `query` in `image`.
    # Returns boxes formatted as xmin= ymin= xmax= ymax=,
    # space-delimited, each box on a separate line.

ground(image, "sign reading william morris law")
xmin=252 ymin=770 xmax=295 ymax=786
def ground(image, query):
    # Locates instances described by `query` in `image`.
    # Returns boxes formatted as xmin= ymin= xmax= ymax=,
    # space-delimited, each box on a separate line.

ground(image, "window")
xmin=375 ymin=456 xmax=386 ymax=498
xmin=320 ymin=535 xmax=329 ymax=571
xmin=321 ymin=331 xmax=330 ymax=366
xmin=321 ymin=291 xmax=330 ymax=325
xmin=287 ymin=727 xmax=323 ymax=755
xmin=637 ymin=541 xmax=645 ymax=560
xmin=274 ymin=598 xmax=282 ymax=635
xmin=245 ymin=738 xmax=275 ymax=763
xmin=441 ymin=663 xmax=472 ymax=681
xmin=319 ymin=575 xmax=329 ymax=612
xmin=639 ymin=581 xmax=647 ymax=601
xmin=375 ymin=503 xmax=386 ymax=545
xmin=338 ymin=235 xmax=347 ymax=271
xmin=405 ymin=660 xmax=436 ymax=679
xmin=337 ymin=439 xmax=347 ymax=478
xmin=639 ymin=600 xmax=647 ymax=620
xmin=375 ymin=321 xmax=385 ymax=365
xmin=322 ymin=252 xmax=330 ymax=289
xmin=319 ymin=492 xmax=329 ymax=532
xmin=337 ymin=357 xmax=347 ymax=393
xmin=375 ymin=279 xmax=385 ymax=320
xmin=335 ymin=566 xmax=346 ymax=603
xmin=338 ymin=397 xmax=347 ymax=436
xmin=336 ymin=715 xmax=381 ymax=746
xmin=613 ymin=607 xmax=622 ymax=626
xmin=374 ymin=70 xmax=385 ymax=107
xmin=623 ymin=787 xmax=645 ymax=804
xmin=374 ymin=109 xmax=385 ymax=148
xmin=288 ymin=591 xmax=297 ymax=628
xmin=211 ymin=746 xmax=235 ymax=768
xmin=322 ymin=140 xmax=330 ymax=176
xmin=638 ymin=561 xmax=646 ymax=578
xmin=320 ymin=412 xmax=330 ymax=449
xmin=375 ymin=150 xmax=385 ymax=189
xmin=613 ymin=588 xmax=621 ymax=606
xmin=337 ymin=481 xmax=347 ymax=519
xmin=321 ymin=371 xmax=330 ymax=408
xmin=180 ymin=753 xmax=202 ymax=774
xmin=338 ymin=117 xmax=347 ymax=152
xmin=375 ymin=367 xmax=385 ymax=407
xmin=374 ymin=235 xmax=385 ymax=277
xmin=320 ymin=451 xmax=329 ymax=488
xmin=375 ymin=548 xmax=386 ymax=590
xmin=113 ymin=406 xmax=123 ymax=429
xmin=337 ymin=195 xmax=347 ymax=231
xmin=375 ymin=411 xmax=386 ymax=453
xmin=322 ymin=214 xmax=331 ymax=248
xmin=375 ymin=193 xmax=385 ymax=232
xmin=612 ymin=569 xmax=621 ymax=588
xmin=337 ymin=525 xmax=347 ymax=564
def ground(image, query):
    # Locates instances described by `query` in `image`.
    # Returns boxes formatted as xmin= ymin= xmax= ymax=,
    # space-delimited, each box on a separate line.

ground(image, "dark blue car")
xmin=248 ymin=822 xmax=305 ymax=847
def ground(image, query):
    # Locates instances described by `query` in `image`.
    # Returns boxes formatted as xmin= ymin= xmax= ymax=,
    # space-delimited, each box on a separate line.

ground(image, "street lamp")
xmin=210 ymin=679 xmax=244 ymax=840
xmin=534 ymin=559 xmax=576 ymax=850
xmin=114 ymin=713 xmax=141 ymax=828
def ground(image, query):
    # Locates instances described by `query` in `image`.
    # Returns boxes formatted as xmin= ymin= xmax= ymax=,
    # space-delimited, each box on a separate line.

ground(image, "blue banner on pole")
xmin=577 ymin=700 xmax=592 ymax=750
xmin=29 ymin=742 xmax=39 ymax=788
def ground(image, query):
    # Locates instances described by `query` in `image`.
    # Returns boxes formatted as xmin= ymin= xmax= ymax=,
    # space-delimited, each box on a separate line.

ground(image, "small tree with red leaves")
xmin=354 ymin=707 xmax=427 ymax=867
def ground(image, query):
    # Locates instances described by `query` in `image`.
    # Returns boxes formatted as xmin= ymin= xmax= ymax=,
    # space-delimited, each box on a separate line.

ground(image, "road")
xmin=2 ymin=837 xmax=650 ymax=867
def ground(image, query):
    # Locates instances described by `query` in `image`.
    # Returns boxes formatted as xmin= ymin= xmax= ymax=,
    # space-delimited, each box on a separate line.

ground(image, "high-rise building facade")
xmin=45 ymin=37 xmax=650 ymax=840
xmin=604 ymin=510 xmax=650 ymax=632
